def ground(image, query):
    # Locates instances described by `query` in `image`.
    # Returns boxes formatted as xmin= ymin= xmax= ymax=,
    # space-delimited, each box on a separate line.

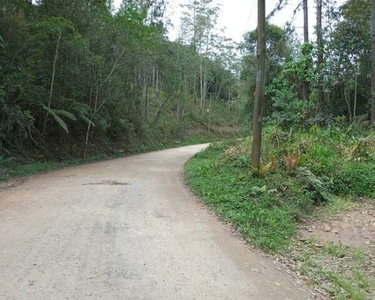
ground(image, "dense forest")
xmin=0 ymin=0 xmax=240 ymax=161
xmin=240 ymin=0 xmax=374 ymax=128
xmin=1 ymin=0 xmax=374 ymax=162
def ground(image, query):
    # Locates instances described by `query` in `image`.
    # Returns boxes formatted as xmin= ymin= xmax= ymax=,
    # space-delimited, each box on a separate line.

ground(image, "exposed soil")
xmin=0 ymin=177 xmax=26 ymax=191
xmin=297 ymin=202 xmax=375 ymax=252
xmin=279 ymin=201 xmax=375 ymax=299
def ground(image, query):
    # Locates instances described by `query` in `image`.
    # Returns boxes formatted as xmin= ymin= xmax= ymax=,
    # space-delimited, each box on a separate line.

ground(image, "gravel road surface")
xmin=0 ymin=144 xmax=312 ymax=300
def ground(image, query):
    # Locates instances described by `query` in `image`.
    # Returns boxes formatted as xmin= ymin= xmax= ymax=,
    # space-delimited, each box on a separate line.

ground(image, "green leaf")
xmin=80 ymin=114 xmax=95 ymax=127
xmin=42 ymin=105 xmax=69 ymax=133
xmin=72 ymin=102 xmax=95 ymax=127
xmin=56 ymin=109 xmax=77 ymax=121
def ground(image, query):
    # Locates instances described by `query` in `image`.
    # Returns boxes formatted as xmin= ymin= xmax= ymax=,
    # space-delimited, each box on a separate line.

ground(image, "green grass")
xmin=185 ymin=140 xmax=315 ymax=251
xmin=185 ymin=123 xmax=375 ymax=298
xmin=290 ymin=240 xmax=374 ymax=300
xmin=186 ymin=124 xmax=375 ymax=248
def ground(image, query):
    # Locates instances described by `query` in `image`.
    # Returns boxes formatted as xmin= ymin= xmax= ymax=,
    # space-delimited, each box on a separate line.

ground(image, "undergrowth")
xmin=0 ymin=132 xmax=228 ymax=182
xmin=185 ymin=120 xmax=375 ymax=298
xmin=185 ymin=122 xmax=375 ymax=251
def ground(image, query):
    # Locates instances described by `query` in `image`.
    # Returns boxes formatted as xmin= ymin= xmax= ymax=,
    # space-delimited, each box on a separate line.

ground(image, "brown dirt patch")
xmin=297 ymin=202 xmax=375 ymax=252
xmin=0 ymin=177 xmax=26 ymax=191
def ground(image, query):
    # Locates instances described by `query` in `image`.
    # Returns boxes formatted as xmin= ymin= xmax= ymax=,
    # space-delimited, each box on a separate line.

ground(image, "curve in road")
xmin=0 ymin=144 xmax=312 ymax=299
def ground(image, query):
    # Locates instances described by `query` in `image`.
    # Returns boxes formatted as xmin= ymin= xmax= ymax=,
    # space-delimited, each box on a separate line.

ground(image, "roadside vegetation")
xmin=0 ymin=1 xmax=241 ymax=180
xmin=185 ymin=121 xmax=375 ymax=299
xmin=0 ymin=115 xmax=238 ymax=181
xmin=186 ymin=122 xmax=375 ymax=251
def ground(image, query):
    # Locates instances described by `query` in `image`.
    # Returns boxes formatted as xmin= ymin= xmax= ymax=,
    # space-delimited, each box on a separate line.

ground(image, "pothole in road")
xmin=83 ymin=181 xmax=129 ymax=186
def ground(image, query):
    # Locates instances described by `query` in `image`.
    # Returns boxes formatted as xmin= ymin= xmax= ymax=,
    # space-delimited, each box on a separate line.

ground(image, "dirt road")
xmin=0 ymin=144 xmax=312 ymax=300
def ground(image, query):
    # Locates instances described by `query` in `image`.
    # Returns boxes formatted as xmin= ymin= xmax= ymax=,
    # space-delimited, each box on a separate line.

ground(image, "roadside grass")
xmin=282 ymin=240 xmax=375 ymax=300
xmin=0 ymin=132 xmax=231 ymax=182
xmin=185 ymin=122 xmax=375 ymax=298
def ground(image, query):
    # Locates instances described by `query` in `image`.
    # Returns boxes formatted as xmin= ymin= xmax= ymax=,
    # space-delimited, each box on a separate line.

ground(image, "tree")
xmin=322 ymin=0 xmax=371 ymax=120
xmin=241 ymin=24 xmax=293 ymax=117
xmin=316 ymin=0 xmax=325 ymax=108
xmin=251 ymin=0 xmax=266 ymax=169
xmin=302 ymin=0 xmax=309 ymax=102
xmin=0 ymin=0 xmax=239 ymax=159
xmin=303 ymin=0 xmax=309 ymax=43
xmin=179 ymin=0 xmax=220 ymax=108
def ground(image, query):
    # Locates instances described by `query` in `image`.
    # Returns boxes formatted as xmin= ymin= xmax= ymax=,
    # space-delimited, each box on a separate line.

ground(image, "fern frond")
xmin=42 ymin=105 xmax=69 ymax=133
xmin=56 ymin=109 xmax=77 ymax=121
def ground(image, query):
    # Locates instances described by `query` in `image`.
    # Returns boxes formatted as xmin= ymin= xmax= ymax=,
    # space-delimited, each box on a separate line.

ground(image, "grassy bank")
xmin=185 ymin=122 xmax=375 ymax=299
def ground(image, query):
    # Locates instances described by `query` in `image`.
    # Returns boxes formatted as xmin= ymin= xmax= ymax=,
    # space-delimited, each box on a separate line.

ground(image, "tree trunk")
xmin=302 ymin=0 xmax=309 ymax=102
xmin=200 ymin=61 xmax=203 ymax=108
xmin=156 ymin=67 xmax=159 ymax=91
xmin=143 ymin=84 xmax=148 ymax=121
xmin=43 ymin=30 xmax=62 ymax=133
xmin=344 ymin=87 xmax=352 ymax=123
xmin=316 ymin=0 xmax=325 ymax=108
xmin=203 ymin=65 xmax=207 ymax=108
xmin=208 ymin=95 xmax=212 ymax=134
xmin=354 ymin=69 xmax=358 ymax=119
xmin=152 ymin=66 xmax=155 ymax=89
xmin=215 ymin=85 xmax=222 ymax=101
xmin=303 ymin=0 xmax=309 ymax=43
xmin=83 ymin=121 xmax=92 ymax=159
xmin=193 ymin=74 xmax=197 ymax=106
xmin=251 ymin=0 xmax=266 ymax=169
xmin=83 ymin=48 xmax=125 ymax=158
xmin=371 ymin=0 xmax=375 ymax=123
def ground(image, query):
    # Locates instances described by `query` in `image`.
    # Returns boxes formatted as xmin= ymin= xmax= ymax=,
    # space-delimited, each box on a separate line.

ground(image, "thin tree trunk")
xmin=144 ymin=85 xmax=148 ymax=121
xmin=203 ymin=67 xmax=207 ymax=108
xmin=215 ymin=86 xmax=222 ymax=101
xmin=354 ymin=69 xmax=358 ymax=119
xmin=156 ymin=67 xmax=159 ymax=91
xmin=303 ymin=0 xmax=309 ymax=43
xmin=43 ymin=30 xmax=62 ymax=133
xmin=208 ymin=95 xmax=212 ymax=134
xmin=193 ymin=1 xmax=196 ymax=51
xmin=228 ymin=73 xmax=232 ymax=103
xmin=83 ymin=121 xmax=92 ymax=159
xmin=83 ymin=48 xmax=125 ymax=158
xmin=153 ymin=91 xmax=175 ymax=125
xmin=371 ymin=0 xmax=375 ymax=123
xmin=142 ymin=67 xmax=148 ymax=121
xmin=302 ymin=0 xmax=309 ymax=102
xmin=176 ymin=98 xmax=180 ymax=121
xmin=251 ymin=0 xmax=266 ymax=169
xmin=152 ymin=66 xmax=155 ymax=89
xmin=193 ymin=74 xmax=197 ymax=106
xmin=176 ymin=87 xmax=181 ymax=121
xmin=316 ymin=0 xmax=325 ymax=108
xmin=344 ymin=87 xmax=352 ymax=123
xmin=200 ymin=61 xmax=203 ymax=108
